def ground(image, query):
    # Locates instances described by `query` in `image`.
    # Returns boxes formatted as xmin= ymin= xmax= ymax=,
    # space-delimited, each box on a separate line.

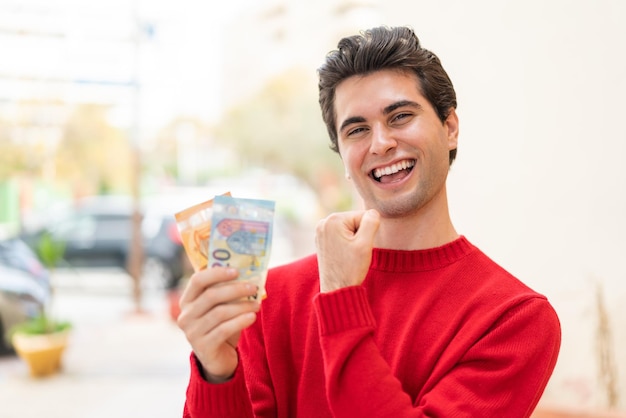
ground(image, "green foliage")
xmin=1 ymin=102 xmax=134 ymax=195
xmin=214 ymin=68 xmax=351 ymax=211
xmin=8 ymin=232 xmax=71 ymax=336
xmin=9 ymin=314 xmax=71 ymax=336
xmin=55 ymin=104 xmax=133 ymax=195
xmin=35 ymin=231 xmax=66 ymax=270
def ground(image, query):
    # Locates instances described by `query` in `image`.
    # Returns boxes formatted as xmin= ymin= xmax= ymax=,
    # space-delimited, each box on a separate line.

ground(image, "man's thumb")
xmin=357 ymin=209 xmax=380 ymax=241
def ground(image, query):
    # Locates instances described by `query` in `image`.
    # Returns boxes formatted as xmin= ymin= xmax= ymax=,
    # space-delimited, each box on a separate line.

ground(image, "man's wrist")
xmin=193 ymin=354 xmax=235 ymax=384
xmin=202 ymin=367 xmax=235 ymax=384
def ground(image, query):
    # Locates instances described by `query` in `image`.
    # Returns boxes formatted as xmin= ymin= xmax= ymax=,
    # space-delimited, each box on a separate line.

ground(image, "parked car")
xmin=19 ymin=196 xmax=187 ymax=290
xmin=0 ymin=237 xmax=51 ymax=353
xmin=141 ymin=206 xmax=190 ymax=290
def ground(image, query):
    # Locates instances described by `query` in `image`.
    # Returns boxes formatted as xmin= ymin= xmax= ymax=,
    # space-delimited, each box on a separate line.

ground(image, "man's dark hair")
xmin=317 ymin=26 xmax=458 ymax=165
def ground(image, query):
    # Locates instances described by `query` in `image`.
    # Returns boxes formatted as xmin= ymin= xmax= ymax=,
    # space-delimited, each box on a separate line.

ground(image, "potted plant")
xmin=9 ymin=231 xmax=72 ymax=377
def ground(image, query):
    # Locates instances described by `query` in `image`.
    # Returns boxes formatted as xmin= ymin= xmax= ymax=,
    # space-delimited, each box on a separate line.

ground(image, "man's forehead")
xmin=335 ymin=73 xmax=426 ymax=116
xmin=336 ymin=69 xmax=423 ymax=102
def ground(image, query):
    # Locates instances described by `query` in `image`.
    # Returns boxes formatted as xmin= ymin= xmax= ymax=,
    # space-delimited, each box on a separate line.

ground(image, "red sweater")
xmin=183 ymin=236 xmax=561 ymax=417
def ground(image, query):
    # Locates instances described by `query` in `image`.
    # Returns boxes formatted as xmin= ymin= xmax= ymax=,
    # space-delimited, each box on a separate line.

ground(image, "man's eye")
xmin=347 ymin=126 xmax=367 ymax=136
xmin=392 ymin=113 xmax=412 ymax=123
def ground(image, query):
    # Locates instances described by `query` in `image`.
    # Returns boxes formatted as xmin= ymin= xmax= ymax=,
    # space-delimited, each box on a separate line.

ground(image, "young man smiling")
xmin=178 ymin=26 xmax=561 ymax=417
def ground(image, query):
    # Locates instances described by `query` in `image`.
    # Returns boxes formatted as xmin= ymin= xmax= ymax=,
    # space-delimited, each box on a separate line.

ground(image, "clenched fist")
xmin=315 ymin=209 xmax=380 ymax=293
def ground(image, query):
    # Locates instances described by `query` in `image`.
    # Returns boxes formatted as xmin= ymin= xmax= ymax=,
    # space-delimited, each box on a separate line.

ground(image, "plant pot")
xmin=11 ymin=330 xmax=70 ymax=377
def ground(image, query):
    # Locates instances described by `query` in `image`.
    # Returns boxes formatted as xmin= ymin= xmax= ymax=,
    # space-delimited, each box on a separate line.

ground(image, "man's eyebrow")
xmin=339 ymin=116 xmax=366 ymax=133
xmin=383 ymin=100 xmax=422 ymax=115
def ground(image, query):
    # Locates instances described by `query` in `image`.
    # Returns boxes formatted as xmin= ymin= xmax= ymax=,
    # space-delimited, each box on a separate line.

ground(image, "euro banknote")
xmin=208 ymin=195 xmax=275 ymax=301
xmin=174 ymin=192 xmax=231 ymax=272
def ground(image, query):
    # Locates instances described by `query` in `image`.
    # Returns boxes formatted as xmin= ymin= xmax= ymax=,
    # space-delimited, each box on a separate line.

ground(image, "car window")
xmin=50 ymin=215 xmax=97 ymax=241
xmin=94 ymin=215 xmax=133 ymax=240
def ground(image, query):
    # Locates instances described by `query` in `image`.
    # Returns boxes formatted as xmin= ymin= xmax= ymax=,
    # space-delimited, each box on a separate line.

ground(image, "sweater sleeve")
xmin=313 ymin=286 xmax=561 ymax=418
xmin=238 ymin=315 xmax=279 ymax=417
xmin=419 ymin=297 xmax=561 ymax=417
xmin=182 ymin=352 xmax=255 ymax=417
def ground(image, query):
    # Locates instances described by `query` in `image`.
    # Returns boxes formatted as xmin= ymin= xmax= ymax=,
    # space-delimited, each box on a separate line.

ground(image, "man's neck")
xmin=372 ymin=192 xmax=458 ymax=251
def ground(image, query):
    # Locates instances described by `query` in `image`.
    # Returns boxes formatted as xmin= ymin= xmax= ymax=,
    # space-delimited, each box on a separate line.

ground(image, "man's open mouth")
xmin=372 ymin=159 xmax=416 ymax=183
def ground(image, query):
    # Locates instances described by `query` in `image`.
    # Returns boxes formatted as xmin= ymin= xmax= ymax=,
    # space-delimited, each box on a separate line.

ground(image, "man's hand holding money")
xmin=177 ymin=267 xmax=260 ymax=383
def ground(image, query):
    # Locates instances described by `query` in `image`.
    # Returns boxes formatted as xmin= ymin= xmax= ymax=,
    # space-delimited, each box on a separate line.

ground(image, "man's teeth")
xmin=373 ymin=160 xmax=415 ymax=179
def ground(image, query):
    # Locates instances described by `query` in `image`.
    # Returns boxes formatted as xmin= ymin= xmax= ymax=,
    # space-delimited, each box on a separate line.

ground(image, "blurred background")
xmin=0 ymin=0 xmax=625 ymax=416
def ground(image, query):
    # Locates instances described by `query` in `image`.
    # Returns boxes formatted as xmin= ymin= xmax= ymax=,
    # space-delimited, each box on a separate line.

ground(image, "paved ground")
xmin=0 ymin=268 xmax=192 ymax=418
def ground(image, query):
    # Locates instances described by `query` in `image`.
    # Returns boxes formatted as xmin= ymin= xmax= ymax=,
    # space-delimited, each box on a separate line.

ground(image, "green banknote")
xmin=208 ymin=195 xmax=276 ymax=300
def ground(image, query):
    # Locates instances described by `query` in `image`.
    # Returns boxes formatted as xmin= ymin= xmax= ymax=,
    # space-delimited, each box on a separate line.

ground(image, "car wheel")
xmin=142 ymin=257 xmax=172 ymax=291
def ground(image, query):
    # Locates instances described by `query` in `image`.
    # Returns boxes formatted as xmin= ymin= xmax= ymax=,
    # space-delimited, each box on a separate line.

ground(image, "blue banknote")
xmin=208 ymin=195 xmax=275 ymax=300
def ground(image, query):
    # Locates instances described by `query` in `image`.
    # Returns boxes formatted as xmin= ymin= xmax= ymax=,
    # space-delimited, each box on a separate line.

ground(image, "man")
xmin=178 ymin=26 xmax=561 ymax=417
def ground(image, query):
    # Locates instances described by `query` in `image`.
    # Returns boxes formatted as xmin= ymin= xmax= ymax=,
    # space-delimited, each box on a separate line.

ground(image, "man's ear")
xmin=445 ymin=108 xmax=459 ymax=151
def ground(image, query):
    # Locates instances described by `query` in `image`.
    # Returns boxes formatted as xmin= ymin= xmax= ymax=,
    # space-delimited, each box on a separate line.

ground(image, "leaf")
xmin=8 ymin=314 xmax=72 ymax=337
xmin=36 ymin=231 xmax=66 ymax=269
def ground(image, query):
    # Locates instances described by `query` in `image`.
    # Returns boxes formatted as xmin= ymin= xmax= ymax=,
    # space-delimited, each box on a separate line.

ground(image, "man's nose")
xmin=369 ymin=125 xmax=397 ymax=155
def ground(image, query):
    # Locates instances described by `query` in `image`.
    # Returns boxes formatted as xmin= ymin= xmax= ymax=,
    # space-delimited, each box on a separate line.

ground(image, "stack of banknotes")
xmin=175 ymin=194 xmax=275 ymax=301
